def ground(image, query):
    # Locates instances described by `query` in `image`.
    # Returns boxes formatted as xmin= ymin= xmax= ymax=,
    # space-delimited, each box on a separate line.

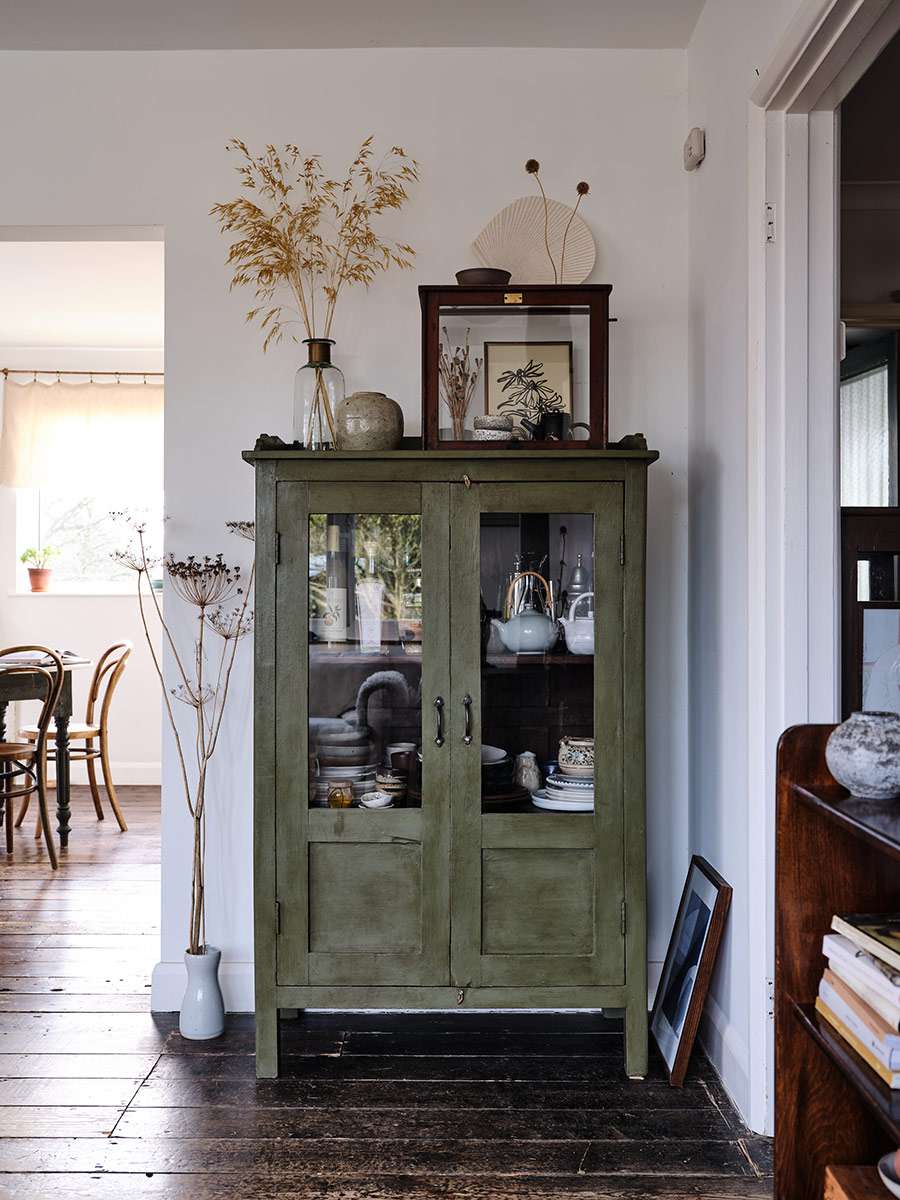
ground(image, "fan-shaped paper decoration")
xmin=473 ymin=195 xmax=596 ymax=285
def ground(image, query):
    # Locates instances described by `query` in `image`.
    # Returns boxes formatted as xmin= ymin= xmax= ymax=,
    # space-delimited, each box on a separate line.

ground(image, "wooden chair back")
xmin=85 ymin=642 xmax=132 ymax=729
xmin=0 ymin=645 xmax=64 ymax=746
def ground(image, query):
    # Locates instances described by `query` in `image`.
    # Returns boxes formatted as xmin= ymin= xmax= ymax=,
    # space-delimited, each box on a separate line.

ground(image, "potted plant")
xmin=20 ymin=546 xmax=59 ymax=592
xmin=114 ymin=516 xmax=255 ymax=1039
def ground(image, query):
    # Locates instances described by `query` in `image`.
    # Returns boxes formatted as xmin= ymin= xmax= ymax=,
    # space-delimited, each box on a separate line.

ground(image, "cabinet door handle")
xmin=462 ymin=694 xmax=473 ymax=745
xmin=433 ymin=696 xmax=445 ymax=747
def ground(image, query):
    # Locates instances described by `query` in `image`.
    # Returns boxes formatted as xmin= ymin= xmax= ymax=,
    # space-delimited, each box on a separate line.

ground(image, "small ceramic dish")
xmin=359 ymin=791 xmax=394 ymax=809
xmin=455 ymin=267 xmax=511 ymax=286
xmin=879 ymin=1152 xmax=900 ymax=1198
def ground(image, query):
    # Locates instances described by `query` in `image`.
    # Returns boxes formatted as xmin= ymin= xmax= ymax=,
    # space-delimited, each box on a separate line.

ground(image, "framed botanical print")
xmin=651 ymin=856 xmax=732 ymax=1087
xmin=484 ymin=341 xmax=573 ymax=430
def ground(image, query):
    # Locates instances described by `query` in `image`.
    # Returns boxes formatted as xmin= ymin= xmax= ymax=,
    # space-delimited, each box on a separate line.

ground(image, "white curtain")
xmin=0 ymin=379 xmax=163 ymax=494
xmin=840 ymin=365 xmax=890 ymax=507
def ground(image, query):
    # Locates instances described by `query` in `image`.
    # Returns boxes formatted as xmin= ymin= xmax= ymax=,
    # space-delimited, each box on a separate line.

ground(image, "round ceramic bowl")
xmin=455 ymin=268 xmax=511 ymax=286
xmin=359 ymin=791 xmax=394 ymax=810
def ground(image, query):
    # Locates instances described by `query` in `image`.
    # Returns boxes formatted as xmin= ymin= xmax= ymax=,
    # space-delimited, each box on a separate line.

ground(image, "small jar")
xmin=293 ymin=338 xmax=345 ymax=450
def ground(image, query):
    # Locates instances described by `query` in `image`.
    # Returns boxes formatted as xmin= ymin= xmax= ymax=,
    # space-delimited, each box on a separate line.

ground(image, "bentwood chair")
xmin=19 ymin=641 xmax=132 ymax=833
xmin=0 ymin=645 xmax=64 ymax=870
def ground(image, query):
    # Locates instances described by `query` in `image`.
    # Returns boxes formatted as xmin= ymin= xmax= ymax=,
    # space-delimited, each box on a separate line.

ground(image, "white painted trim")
xmin=746 ymin=0 xmax=900 ymax=1137
xmin=151 ymin=959 xmax=255 ymax=1013
xmin=699 ymin=989 xmax=751 ymax=1123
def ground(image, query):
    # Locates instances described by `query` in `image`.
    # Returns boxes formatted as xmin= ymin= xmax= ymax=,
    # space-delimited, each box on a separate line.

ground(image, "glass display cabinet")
xmin=419 ymin=284 xmax=611 ymax=449
xmin=244 ymin=443 xmax=656 ymax=1080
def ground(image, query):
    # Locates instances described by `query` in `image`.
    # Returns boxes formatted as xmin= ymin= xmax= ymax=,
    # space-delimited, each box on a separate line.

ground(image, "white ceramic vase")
xmin=825 ymin=711 xmax=900 ymax=800
xmin=179 ymin=945 xmax=225 ymax=1040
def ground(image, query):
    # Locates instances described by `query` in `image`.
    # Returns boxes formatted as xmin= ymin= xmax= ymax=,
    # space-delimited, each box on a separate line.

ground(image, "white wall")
xmin=0 ymin=48 xmax=689 ymax=1020
xmin=0 ymin=344 xmax=163 ymax=786
xmin=686 ymin=0 xmax=809 ymax=1129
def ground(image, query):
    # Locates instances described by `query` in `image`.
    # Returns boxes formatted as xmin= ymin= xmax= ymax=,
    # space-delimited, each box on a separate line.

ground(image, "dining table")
xmin=0 ymin=655 xmax=92 ymax=849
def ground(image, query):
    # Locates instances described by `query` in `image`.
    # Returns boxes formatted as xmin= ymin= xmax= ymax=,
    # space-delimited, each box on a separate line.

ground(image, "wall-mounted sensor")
xmin=683 ymin=127 xmax=706 ymax=172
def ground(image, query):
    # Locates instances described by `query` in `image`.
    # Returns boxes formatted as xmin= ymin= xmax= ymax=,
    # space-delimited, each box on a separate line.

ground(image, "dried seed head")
xmin=576 ymin=181 xmax=590 ymax=195
xmin=525 ymin=159 xmax=540 ymax=174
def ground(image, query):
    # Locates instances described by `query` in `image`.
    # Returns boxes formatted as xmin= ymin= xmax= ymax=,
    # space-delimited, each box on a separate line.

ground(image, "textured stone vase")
xmin=825 ymin=711 xmax=900 ymax=800
xmin=179 ymin=946 xmax=225 ymax=1040
xmin=334 ymin=391 xmax=403 ymax=451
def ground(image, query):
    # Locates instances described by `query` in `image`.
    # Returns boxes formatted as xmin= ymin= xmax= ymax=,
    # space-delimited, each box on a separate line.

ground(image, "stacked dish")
xmin=531 ymin=771 xmax=594 ymax=812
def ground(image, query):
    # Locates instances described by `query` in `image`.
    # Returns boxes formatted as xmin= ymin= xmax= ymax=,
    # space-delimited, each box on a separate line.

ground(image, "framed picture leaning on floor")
xmin=651 ymin=855 xmax=732 ymax=1086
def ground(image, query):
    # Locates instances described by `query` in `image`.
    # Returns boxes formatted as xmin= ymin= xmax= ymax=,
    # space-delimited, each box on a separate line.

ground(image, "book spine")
xmin=819 ymin=978 xmax=900 ymax=1069
xmin=815 ymin=998 xmax=900 ymax=1087
xmin=829 ymin=958 xmax=900 ymax=1029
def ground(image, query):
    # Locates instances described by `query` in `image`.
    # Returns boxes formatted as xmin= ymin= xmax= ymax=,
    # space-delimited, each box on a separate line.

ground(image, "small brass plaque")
xmin=503 ymin=292 xmax=523 ymax=305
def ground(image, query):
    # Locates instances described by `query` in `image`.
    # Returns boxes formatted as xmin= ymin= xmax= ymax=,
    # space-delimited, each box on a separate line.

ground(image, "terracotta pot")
xmin=28 ymin=568 xmax=52 ymax=593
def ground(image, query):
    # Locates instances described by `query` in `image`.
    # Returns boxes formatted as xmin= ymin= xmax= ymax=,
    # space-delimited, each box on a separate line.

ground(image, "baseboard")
xmin=50 ymin=761 xmax=161 ymax=787
xmin=698 ymin=988 xmax=752 ymax=1127
xmin=151 ymin=958 xmax=255 ymax=1013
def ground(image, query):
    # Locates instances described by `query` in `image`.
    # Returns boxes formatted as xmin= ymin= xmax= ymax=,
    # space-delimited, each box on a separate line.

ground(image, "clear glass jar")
xmin=293 ymin=338 xmax=344 ymax=450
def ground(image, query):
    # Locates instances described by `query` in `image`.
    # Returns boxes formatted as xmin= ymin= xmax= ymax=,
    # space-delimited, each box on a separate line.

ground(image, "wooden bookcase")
xmin=775 ymin=725 xmax=900 ymax=1200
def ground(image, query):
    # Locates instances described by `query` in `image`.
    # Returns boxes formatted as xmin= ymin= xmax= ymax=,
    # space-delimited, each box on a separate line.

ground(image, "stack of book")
xmin=817 ymin=913 xmax=900 ymax=1088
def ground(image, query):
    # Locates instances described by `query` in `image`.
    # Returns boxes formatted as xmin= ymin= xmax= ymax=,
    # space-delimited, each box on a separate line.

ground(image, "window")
xmin=1 ymin=376 xmax=163 ymax=591
xmin=839 ymin=330 xmax=899 ymax=507
xmin=15 ymin=488 xmax=163 ymax=592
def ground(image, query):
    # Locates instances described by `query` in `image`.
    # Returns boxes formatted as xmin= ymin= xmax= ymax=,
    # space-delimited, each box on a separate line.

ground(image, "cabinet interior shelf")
xmin=792 ymin=1001 xmax=900 ymax=1141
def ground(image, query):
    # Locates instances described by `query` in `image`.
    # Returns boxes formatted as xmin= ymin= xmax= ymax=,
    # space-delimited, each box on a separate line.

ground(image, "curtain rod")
xmin=2 ymin=368 xmax=163 ymax=380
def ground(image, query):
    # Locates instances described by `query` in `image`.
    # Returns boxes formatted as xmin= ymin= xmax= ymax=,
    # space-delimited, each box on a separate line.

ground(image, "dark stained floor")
xmin=0 ymin=786 xmax=773 ymax=1198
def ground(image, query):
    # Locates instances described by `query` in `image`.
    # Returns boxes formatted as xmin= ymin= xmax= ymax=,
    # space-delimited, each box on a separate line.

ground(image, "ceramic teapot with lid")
xmin=559 ymin=591 xmax=594 ymax=655
xmin=491 ymin=570 xmax=558 ymax=654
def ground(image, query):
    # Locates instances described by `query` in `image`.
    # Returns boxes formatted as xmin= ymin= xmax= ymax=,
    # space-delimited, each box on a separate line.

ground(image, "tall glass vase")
xmin=293 ymin=338 xmax=345 ymax=450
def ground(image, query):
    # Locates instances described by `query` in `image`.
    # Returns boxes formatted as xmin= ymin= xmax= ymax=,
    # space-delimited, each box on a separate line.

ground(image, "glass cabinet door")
xmin=275 ymin=482 xmax=450 ymax=987
xmin=450 ymin=481 xmax=625 ymax=990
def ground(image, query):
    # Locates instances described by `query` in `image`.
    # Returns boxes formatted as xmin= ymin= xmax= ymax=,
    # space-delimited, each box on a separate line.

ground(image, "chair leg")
xmin=4 ymin=773 xmax=13 ymax=855
xmin=86 ymin=756 xmax=105 ymax=821
xmin=14 ymin=789 xmax=31 ymax=828
xmin=99 ymin=738 xmax=127 ymax=832
xmin=36 ymin=761 xmax=58 ymax=871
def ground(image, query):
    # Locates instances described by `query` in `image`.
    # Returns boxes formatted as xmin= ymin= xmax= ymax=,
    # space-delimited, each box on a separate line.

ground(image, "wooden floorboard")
xmin=0 ymin=786 xmax=773 ymax=1198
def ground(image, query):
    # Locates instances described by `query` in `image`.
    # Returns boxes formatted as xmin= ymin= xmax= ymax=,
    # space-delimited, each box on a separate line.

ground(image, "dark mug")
xmin=391 ymin=751 xmax=412 ymax=774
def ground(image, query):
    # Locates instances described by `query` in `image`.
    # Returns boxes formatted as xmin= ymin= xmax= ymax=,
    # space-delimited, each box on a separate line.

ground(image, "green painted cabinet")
xmin=244 ymin=448 xmax=657 ymax=1079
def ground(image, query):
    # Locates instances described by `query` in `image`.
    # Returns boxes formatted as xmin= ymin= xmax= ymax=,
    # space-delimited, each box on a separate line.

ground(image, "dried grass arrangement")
xmin=438 ymin=327 xmax=482 ymax=440
xmin=211 ymin=137 xmax=419 ymax=350
xmin=113 ymin=517 xmax=255 ymax=956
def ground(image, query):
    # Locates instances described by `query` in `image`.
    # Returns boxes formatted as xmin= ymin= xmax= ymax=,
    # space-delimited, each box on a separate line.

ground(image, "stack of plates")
xmin=531 ymin=772 xmax=594 ymax=812
xmin=311 ymin=763 xmax=377 ymax=807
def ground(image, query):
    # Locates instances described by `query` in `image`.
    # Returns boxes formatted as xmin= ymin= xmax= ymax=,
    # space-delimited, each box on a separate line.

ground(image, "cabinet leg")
xmin=625 ymin=1001 xmax=648 ymax=1079
xmin=255 ymin=1003 xmax=279 ymax=1078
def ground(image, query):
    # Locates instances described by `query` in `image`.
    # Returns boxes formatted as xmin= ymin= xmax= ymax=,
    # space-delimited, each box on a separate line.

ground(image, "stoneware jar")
xmin=557 ymin=736 xmax=595 ymax=778
xmin=825 ymin=711 xmax=900 ymax=800
xmin=514 ymin=750 xmax=541 ymax=791
xmin=334 ymin=391 xmax=403 ymax=451
xmin=179 ymin=945 xmax=225 ymax=1040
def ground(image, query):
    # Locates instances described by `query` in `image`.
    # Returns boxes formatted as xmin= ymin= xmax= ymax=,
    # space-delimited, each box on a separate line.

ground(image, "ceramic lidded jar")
xmin=334 ymin=391 xmax=404 ymax=451
xmin=825 ymin=711 xmax=900 ymax=800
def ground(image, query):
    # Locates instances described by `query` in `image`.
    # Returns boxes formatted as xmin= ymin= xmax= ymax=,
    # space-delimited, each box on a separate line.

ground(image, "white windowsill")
xmin=9 ymin=589 xmax=149 ymax=598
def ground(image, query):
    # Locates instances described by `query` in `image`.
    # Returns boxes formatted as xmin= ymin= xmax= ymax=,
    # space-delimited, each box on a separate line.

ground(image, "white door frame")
xmin=746 ymin=0 xmax=900 ymax=1134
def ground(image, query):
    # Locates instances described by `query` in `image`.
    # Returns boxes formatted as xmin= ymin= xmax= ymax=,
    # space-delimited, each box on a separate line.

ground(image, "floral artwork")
xmin=484 ymin=341 xmax=572 ymax=430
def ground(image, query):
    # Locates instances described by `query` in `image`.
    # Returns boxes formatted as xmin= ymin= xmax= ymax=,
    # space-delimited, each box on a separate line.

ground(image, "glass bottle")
xmin=293 ymin=338 xmax=345 ymax=450
xmin=324 ymin=521 xmax=347 ymax=644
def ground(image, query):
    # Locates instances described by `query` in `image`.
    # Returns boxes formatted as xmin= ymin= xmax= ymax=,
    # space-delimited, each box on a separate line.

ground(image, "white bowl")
xmin=481 ymin=744 xmax=507 ymax=765
xmin=359 ymin=791 xmax=394 ymax=809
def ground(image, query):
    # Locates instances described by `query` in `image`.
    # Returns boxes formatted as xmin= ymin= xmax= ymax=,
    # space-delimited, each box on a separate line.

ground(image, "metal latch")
xmin=456 ymin=988 xmax=465 ymax=1005
xmin=462 ymin=474 xmax=472 ymax=489
xmin=503 ymin=292 xmax=523 ymax=304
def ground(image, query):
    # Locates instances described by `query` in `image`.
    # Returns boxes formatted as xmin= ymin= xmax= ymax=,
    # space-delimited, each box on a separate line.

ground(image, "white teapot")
xmin=559 ymin=591 xmax=594 ymax=655
xmin=491 ymin=570 xmax=558 ymax=655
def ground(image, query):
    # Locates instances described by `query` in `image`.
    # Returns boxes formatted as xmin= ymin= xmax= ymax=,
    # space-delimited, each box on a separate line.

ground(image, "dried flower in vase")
xmin=524 ymin=159 xmax=591 ymax=284
xmin=211 ymin=137 xmax=419 ymax=350
xmin=438 ymin=327 xmax=482 ymax=441
xmin=111 ymin=515 xmax=255 ymax=957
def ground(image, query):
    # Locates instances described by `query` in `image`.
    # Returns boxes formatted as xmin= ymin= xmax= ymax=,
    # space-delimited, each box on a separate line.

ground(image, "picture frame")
xmin=651 ymin=855 xmax=732 ymax=1087
xmin=483 ymin=340 xmax=574 ymax=428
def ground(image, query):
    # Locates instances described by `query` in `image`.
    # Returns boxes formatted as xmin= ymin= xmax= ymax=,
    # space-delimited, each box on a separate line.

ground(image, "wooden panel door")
xmin=275 ymin=481 xmax=451 ymax=987
xmin=449 ymin=481 xmax=625 ymax=991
